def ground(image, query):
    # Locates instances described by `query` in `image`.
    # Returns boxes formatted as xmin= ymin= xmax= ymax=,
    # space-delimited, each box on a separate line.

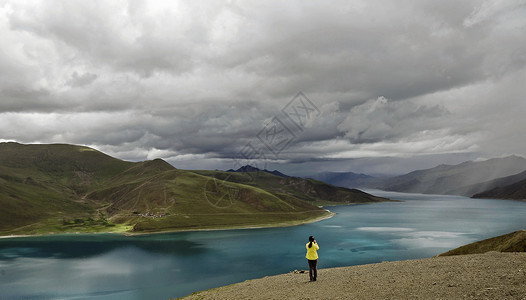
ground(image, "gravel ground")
xmin=179 ymin=252 xmax=526 ymax=299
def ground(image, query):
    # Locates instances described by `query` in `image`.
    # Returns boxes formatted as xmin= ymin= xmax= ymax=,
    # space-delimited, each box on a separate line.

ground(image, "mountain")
xmin=0 ymin=142 xmax=390 ymax=235
xmin=371 ymin=156 xmax=526 ymax=196
xmin=472 ymin=178 xmax=526 ymax=200
xmin=0 ymin=142 xmax=132 ymax=232
xmin=439 ymin=230 xmax=526 ymax=256
xmin=227 ymin=165 xmax=289 ymax=177
xmin=305 ymin=171 xmax=379 ymax=188
xmin=456 ymin=170 xmax=526 ymax=197
xmin=193 ymin=170 xmax=390 ymax=206
xmin=266 ymin=169 xmax=290 ymax=178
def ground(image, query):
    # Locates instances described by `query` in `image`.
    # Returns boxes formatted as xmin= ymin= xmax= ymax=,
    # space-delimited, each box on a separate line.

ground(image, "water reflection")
xmin=0 ymin=234 xmax=208 ymax=259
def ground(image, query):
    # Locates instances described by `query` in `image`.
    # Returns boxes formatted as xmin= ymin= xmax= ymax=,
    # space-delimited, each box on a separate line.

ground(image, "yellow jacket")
xmin=306 ymin=242 xmax=319 ymax=260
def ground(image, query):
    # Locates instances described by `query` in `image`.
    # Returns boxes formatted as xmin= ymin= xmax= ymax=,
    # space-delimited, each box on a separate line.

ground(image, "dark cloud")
xmin=1 ymin=0 xmax=526 ymax=175
xmin=337 ymin=97 xmax=450 ymax=144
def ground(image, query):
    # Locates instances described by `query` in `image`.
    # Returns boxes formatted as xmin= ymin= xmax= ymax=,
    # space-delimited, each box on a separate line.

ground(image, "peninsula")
xmin=0 ymin=142 xmax=391 ymax=236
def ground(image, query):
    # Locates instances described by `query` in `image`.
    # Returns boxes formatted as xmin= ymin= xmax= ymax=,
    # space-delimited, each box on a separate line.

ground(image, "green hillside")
xmin=439 ymin=230 xmax=526 ymax=256
xmin=0 ymin=142 xmax=389 ymax=236
xmin=0 ymin=142 xmax=133 ymax=233
xmin=192 ymin=170 xmax=390 ymax=205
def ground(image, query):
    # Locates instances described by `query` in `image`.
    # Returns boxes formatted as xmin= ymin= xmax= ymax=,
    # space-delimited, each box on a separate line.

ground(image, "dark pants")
xmin=308 ymin=259 xmax=317 ymax=281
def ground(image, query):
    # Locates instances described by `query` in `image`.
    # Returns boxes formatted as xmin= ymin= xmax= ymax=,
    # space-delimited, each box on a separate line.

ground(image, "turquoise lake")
xmin=1 ymin=191 xmax=526 ymax=299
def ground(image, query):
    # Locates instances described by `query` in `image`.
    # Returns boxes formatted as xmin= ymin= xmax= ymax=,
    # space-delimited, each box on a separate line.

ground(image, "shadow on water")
xmin=0 ymin=233 xmax=208 ymax=260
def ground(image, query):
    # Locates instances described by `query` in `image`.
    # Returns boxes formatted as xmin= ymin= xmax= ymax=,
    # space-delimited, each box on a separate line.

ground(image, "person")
xmin=305 ymin=235 xmax=319 ymax=281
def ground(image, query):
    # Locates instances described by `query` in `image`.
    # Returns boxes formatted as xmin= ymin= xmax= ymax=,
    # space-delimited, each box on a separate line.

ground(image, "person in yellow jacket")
xmin=306 ymin=235 xmax=319 ymax=281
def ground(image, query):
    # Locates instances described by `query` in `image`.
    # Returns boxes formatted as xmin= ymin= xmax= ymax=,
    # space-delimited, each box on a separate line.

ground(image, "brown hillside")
xmin=439 ymin=230 xmax=526 ymax=256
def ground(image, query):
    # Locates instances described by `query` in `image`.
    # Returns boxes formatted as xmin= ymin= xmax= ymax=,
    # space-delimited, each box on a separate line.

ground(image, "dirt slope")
xmin=180 ymin=252 xmax=526 ymax=300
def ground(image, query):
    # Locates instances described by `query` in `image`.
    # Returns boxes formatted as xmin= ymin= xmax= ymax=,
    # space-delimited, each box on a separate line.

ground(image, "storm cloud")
xmin=1 ymin=0 xmax=525 ymax=175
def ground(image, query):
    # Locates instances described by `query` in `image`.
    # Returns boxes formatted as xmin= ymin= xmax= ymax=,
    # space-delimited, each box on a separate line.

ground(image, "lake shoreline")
xmin=122 ymin=209 xmax=336 ymax=236
xmin=0 ymin=189 xmax=395 ymax=239
xmin=0 ymin=209 xmax=336 ymax=239
xmin=0 ymin=197 xmax=397 ymax=239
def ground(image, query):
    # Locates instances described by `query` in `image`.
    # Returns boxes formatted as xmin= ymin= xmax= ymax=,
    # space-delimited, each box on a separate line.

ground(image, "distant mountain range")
xmin=0 ymin=142 xmax=389 ymax=235
xmin=306 ymin=171 xmax=378 ymax=188
xmin=227 ymin=165 xmax=289 ymax=177
xmin=472 ymin=177 xmax=526 ymax=200
xmin=461 ymin=170 xmax=526 ymax=199
xmin=375 ymin=155 xmax=526 ymax=196
xmin=307 ymin=155 xmax=526 ymax=200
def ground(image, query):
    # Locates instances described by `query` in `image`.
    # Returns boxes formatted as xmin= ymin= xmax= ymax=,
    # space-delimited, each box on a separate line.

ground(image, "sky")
xmin=0 ymin=0 xmax=525 ymax=176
